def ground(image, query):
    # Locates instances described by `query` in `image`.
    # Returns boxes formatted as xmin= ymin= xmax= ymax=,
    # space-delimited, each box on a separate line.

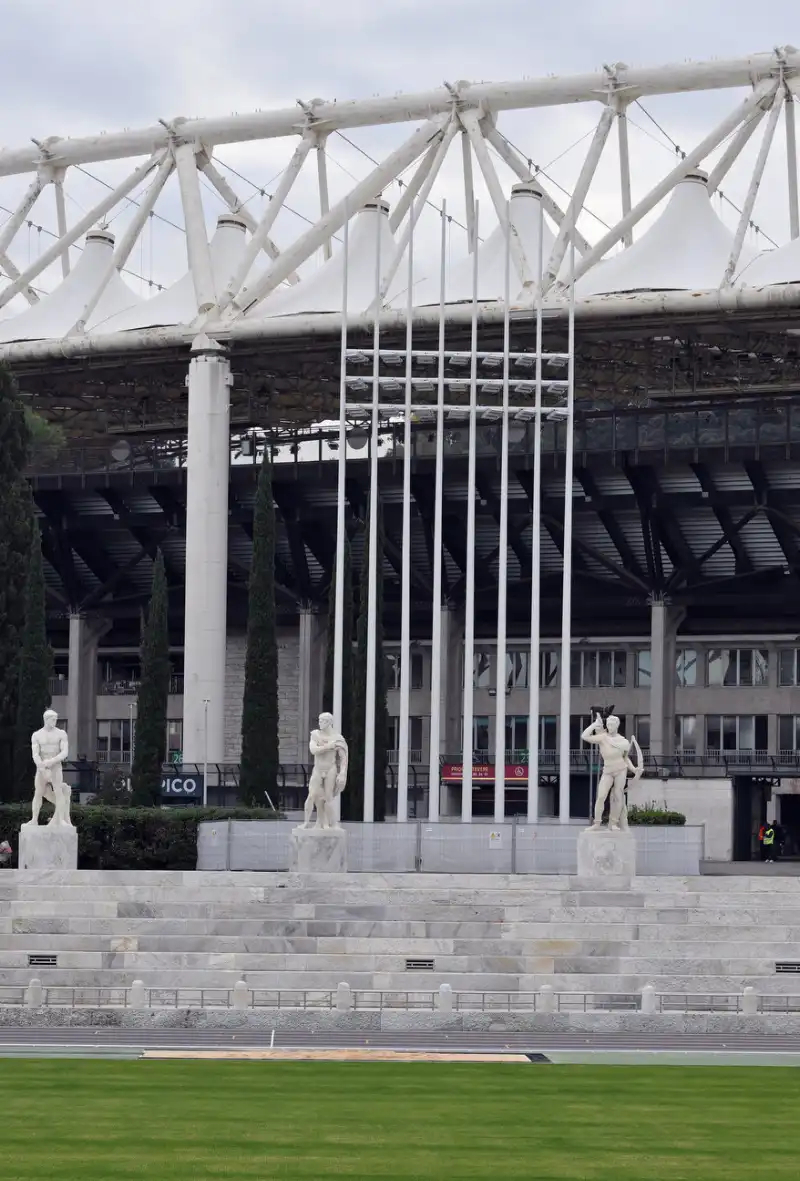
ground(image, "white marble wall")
xmin=627 ymin=777 xmax=733 ymax=862
xmin=224 ymin=630 xmax=301 ymax=763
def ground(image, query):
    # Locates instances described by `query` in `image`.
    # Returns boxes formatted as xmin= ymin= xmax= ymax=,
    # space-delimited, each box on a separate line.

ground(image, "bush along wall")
xmin=627 ymin=804 xmax=686 ymax=826
xmin=0 ymin=805 xmax=281 ymax=870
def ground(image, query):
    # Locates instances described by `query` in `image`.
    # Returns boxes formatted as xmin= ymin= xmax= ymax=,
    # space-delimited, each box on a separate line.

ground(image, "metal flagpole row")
xmin=493 ymin=203 xmax=511 ymax=823
xmin=460 ymin=202 xmax=480 ymax=824
xmin=426 ymin=202 xmax=448 ymax=824
xmin=527 ymin=193 xmax=545 ymax=824
xmin=558 ymin=236 xmax=577 ymax=824
xmin=332 ymin=208 xmax=350 ymax=826
xmin=363 ymin=205 xmax=383 ymax=823
xmin=397 ymin=217 xmax=414 ymax=822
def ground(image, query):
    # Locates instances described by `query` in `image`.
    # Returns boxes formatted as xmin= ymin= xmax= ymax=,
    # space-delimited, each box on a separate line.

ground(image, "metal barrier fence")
xmin=0 ymin=984 xmax=794 ymax=1015
xmin=197 ymin=819 xmax=704 ymax=874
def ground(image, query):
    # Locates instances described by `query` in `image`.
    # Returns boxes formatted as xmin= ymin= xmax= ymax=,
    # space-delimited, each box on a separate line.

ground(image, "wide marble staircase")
xmin=0 ymin=870 xmax=798 ymax=998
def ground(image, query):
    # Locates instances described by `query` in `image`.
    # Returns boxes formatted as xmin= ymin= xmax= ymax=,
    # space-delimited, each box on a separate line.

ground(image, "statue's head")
xmin=606 ymin=715 xmax=620 ymax=735
xmin=43 ymin=709 xmax=58 ymax=731
xmin=319 ymin=712 xmax=334 ymax=731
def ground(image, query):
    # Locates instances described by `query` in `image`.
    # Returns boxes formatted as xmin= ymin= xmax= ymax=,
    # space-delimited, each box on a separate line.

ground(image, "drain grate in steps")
xmin=776 ymin=962 xmax=800 ymax=973
xmin=405 ymin=958 xmax=435 ymax=971
xmin=27 ymin=954 xmax=57 ymax=968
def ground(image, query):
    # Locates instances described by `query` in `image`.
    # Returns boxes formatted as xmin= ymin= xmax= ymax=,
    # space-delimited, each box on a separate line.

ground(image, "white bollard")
xmin=640 ymin=984 xmax=657 ymax=1015
xmin=538 ymin=984 xmax=556 ymax=1014
xmin=232 ymin=980 xmax=250 ymax=1010
xmin=437 ymin=983 xmax=453 ymax=1014
xmin=336 ymin=981 xmax=352 ymax=1013
xmin=25 ymin=978 xmax=43 ymax=1008
xmin=742 ymin=986 xmax=759 ymax=1017
xmin=129 ymin=980 xmax=147 ymax=1009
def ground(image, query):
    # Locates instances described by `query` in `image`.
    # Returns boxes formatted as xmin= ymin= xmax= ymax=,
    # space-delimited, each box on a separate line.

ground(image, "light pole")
xmin=202 ymin=698 xmax=210 ymax=807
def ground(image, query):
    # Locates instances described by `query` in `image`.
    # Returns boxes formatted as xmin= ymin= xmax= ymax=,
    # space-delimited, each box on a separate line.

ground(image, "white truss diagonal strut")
xmin=199 ymin=158 xmax=299 ymax=283
xmin=461 ymin=109 xmax=532 ymax=288
xmin=564 ymin=77 xmax=779 ymax=289
xmin=786 ymin=79 xmax=800 ymax=239
xmin=72 ymin=152 xmax=176 ymax=333
xmin=0 ymin=175 xmax=45 ymax=256
xmin=218 ymin=134 xmax=316 ymax=314
xmin=542 ymin=103 xmax=616 ymax=291
xmin=173 ymin=141 xmax=217 ymax=314
xmin=0 ymin=151 xmax=163 ymax=311
xmin=462 ymin=128 xmax=476 ymax=253
xmin=317 ymin=137 xmax=332 ymax=261
xmin=234 ymin=117 xmax=446 ymax=315
xmin=388 ymin=136 xmax=443 ymax=231
xmin=53 ymin=174 xmax=70 ymax=278
xmin=723 ymin=90 xmax=785 ymax=285
xmin=617 ymin=106 xmax=633 ymax=245
xmin=706 ymin=106 xmax=767 ymax=194
xmin=481 ymin=125 xmax=591 ymax=255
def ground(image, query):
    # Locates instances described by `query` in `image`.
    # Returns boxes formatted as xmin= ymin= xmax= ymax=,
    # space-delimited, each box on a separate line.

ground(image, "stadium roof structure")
xmin=4 ymin=48 xmax=800 ymax=435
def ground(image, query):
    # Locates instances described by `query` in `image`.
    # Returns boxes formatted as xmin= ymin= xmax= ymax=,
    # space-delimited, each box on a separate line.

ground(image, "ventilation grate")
xmin=405 ymin=958 xmax=435 ymax=971
xmin=775 ymin=962 xmax=800 ymax=973
xmin=28 ymin=954 xmax=57 ymax=968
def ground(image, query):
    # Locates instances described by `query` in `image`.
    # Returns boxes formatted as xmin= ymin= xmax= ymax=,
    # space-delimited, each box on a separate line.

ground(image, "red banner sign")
xmin=440 ymin=763 xmax=528 ymax=783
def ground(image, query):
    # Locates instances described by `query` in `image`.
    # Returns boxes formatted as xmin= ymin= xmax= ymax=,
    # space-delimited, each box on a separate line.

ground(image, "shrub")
xmin=0 ymin=804 xmax=281 ymax=870
xmin=628 ymin=804 xmax=686 ymax=826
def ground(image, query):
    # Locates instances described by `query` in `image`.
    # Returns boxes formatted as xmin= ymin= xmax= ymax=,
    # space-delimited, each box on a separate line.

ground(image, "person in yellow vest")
xmin=762 ymin=824 xmax=776 ymax=864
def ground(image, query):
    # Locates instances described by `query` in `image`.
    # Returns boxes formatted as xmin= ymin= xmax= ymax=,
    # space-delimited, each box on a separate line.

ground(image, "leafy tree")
xmin=0 ymin=365 xmax=34 ymax=796
xmin=130 ymin=552 xmax=170 ymax=805
xmin=347 ymin=502 xmax=388 ymax=821
xmin=239 ymin=457 xmax=280 ymax=806
xmin=322 ymin=530 xmax=354 ymax=753
xmin=13 ymin=525 xmax=53 ymax=798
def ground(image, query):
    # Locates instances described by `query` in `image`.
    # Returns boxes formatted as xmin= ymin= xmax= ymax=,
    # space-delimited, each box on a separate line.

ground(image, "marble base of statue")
xmin=19 ymin=822 xmax=78 ymax=871
xmin=576 ymin=826 xmax=636 ymax=886
xmin=290 ymin=825 xmax=347 ymax=873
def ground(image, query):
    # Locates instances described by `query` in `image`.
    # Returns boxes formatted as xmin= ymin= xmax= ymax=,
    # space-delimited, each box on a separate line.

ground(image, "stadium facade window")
xmin=706 ymin=714 xmax=768 ymax=751
xmin=473 ymin=652 xmax=492 ymax=689
xmin=634 ymin=715 xmax=650 ymax=749
xmin=569 ymin=714 xmax=625 ymax=748
xmin=675 ymin=715 xmax=697 ymax=751
xmin=387 ymin=716 xmax=424 ymax=760
xmin=505 ymin=651 xmax=529 ymax=690
xmin=570 ymin=649 xmax=626 ymax=689
xmin=778 ymin=650 xmax=800 ymax=687
xmin=540 ymin=650 xmax=559 ymax=688
xmin=96 ymin=719 xmax=132 ymax=763
xmin=634 ymin=650 xmax=651 ymax=687
xmin=675 ymin=649 xmax=698 ymax=687
xmin=706 ymin=648 xmax=769 ymax=687
xmin=385 ymin=650 xmax=425 ymax=691
xmin=778 ymin=716 xmax=800 ymax=752
xmin=504 ymin=715 xmax=528 ymax=755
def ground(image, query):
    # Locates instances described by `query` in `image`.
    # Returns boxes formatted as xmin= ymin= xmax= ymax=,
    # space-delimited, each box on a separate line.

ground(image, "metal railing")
xmin=1 ymin=984 xmax=796 ymax=1015
xmin=99 ymin=675 xmax=184 ymax=696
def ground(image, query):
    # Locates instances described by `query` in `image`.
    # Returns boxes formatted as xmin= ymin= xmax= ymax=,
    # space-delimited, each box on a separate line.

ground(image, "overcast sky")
xmin=1 ymin=0 xmax=798 ymax=298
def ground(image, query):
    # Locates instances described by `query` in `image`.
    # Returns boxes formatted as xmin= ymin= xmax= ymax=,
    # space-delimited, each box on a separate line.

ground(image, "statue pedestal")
xmin=576 ymin=827 xmax=635 ymax=886
xmin=290 ymin=825 xmax=347 ymax=874
xmin=19 ymin=823 xmax=78 ymax=871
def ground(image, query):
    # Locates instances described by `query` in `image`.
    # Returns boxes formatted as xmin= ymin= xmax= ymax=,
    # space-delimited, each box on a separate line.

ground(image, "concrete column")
xmin=648 ymin=598 xmax=685 ymax=759
xmin=297 ymin=607 xmax=326 ymax=754
xmin=66 ymin=613 xmax=108 ymax=759
xmin=182 ymin=334 xmax=231 ymax=764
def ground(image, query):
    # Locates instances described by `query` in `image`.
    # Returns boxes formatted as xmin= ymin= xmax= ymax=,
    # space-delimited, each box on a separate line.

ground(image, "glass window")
xmin=570 ymin=714 xmax=593 ymax=748
xmin=540 ymin=715 xmax=557 ymax=750
xmin=96 ymin=719 xmax=132 ymax=762
xmin=540 ymin=650 xmax=559 ymax=688
xmin=388 ymin=716 xmax=424 ymax=755
xmin=505 ymin=652 xmax=529 ymax=690
xmin=779 ymin=650 xmax=800 ymax=687
xmin=676 ymin=649 xmax=697 ymax=687
xmin=384 ymin=651 xmax=425 ymax=691
xmin=706 ymin=715 xmax=768 ymax=751
xmin=505 ymin=715 xmax=528 ymax=755
xmin=634 ymin=715 xmax=650 ymax=749
xmin=707 ymin=648 xmax=769 ymax=687
xmin=473 ymin=652 xmax=491 ymax=689
xmin=570 ymin=650 xmax=627 ymax=689
xmin=635 ymin=651 xmax=651 ymax=688
xmin=473 ymin=716 xmax=490 ymax=751
xmin=779 ymin=716 xmax=800 ymax=751
xmin=675 ymin=715 xmax=696 ymax=751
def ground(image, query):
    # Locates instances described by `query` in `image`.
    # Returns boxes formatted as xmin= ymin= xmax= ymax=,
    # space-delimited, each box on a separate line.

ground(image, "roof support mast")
xmin=722 ymin=88 xmax=785 ymax=285
xmin=785 ymin=78 xmax=800 ymax=239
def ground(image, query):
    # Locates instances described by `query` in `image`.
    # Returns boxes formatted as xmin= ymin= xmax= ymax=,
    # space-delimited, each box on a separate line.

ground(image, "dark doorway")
xmin=779 ymin=795 xmax=800 ymax=857
xmin=733 ymin=776 xmax=770 ymax=861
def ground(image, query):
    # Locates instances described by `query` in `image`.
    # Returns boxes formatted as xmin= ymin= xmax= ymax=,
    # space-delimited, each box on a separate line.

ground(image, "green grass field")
xmin=1 ymin=1059 xmax=797 ymax=1179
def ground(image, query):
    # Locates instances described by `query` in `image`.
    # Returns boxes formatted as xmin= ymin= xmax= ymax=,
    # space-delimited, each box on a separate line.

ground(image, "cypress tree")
xmin=13 ymin=524 xmax=53 ymax=799
xmin=347 ymin=501 xmax=389 ymax=821
xmin=131 ymin=551 xmax=170 ymax=805
xmin=0 ymin=364 xmax=35 ymax=797
xmin=322 ymin=532 xmax=354 ymax=749
xmin=239 ymin=457 xmax=279 ymax=806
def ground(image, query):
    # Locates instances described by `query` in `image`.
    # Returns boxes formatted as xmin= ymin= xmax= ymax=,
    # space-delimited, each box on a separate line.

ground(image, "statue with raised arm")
xmin=24 ymin=710 xmax=72 ymax=829
xmin=303 ymin=713 xmax=348 ymax=830
xmin=582 ymin=713 xmax=643 ymax=832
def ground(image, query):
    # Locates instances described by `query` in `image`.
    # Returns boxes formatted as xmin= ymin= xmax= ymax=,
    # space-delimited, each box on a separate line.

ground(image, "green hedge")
xmin=627 ymin=804 xmax=686 ymax=826
xmin=0 ymin=805 xmax=281 ymax=870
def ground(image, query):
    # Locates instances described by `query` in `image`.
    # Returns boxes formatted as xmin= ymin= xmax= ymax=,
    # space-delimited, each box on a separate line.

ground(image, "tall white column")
xmin=182 ymin=334 xmax=231 ymax=764
xmin=66 ymin=613 xmax=108 ymax=759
